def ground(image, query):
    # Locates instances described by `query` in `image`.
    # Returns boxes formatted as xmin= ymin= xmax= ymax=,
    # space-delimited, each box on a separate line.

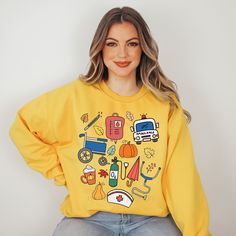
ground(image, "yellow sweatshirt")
xmin=9 ymin=78 xmax=211 ymax=235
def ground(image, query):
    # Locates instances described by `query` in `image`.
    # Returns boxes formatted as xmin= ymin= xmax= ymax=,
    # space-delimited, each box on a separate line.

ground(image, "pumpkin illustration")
xmin=119 ymin=141 xmax=138 ymax=158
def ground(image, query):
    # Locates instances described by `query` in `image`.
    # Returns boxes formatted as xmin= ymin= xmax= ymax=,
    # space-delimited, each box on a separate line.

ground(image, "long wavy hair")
xmin=79 ymin=6 xmax=191 ymax=123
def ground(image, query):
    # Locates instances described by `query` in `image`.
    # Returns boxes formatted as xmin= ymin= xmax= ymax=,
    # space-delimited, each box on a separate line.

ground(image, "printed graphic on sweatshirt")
xmin=98 ymin=169 xmax=109 ymax=178
xmin=78 ymin=132 xmax=108 ymax=166
xmin=109 ymin=156 xmax=129 ymax=187
xmin=92 ymin=182 xmax=106 ymax=200
xmin=105 ymin=113 xmax=125 ymax=142
xmin=80 ymin=165 xmax=96 ymax=185
xmin=107 ymin=144 xmax=116 ymax=156
xmin=131 ymin=161 xmax=161 ymax=200
xmin=130 ymin=114 xmax=159 ymax=145
xmin=84 ymin=112 xmax=103 ymax=131
xmin=126 ymin=157 xmax=140 ymax=187
xmin=107 ymin=189 xmax=134 ymax=208
xmin=119 ymin=140 xmax=138 ymax=158
xmin=144 ymin=147 xmax=155 ymax=159
xmin=76 ymin=111 xmax=161 ymax=206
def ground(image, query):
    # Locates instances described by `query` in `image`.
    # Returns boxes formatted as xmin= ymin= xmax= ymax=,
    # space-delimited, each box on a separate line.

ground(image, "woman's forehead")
xmin=107 ymin=22 xmax=139 ymax=39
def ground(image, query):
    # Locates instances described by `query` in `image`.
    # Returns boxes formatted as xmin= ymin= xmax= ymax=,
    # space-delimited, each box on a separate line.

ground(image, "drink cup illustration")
xmin=80 ymin=165 xmax=96 ymax=185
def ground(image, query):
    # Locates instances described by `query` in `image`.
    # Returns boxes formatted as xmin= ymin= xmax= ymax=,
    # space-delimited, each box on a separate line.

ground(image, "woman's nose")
xmin=117 ymin=45 xmax=128 ymax=58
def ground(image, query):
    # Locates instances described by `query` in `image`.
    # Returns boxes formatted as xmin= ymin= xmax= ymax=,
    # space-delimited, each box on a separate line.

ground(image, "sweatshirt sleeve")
xmin=162 ymin=98 xmax=211 ymax=236
xmin=9 ymin=93 xmax=66 ymax=186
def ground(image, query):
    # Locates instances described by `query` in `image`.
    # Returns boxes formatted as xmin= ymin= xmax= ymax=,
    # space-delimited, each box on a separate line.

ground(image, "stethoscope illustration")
xmin=132 ymin=161 xmax=161 ymax=200
xmin=117 ymin=159 xmax=129 ymax=180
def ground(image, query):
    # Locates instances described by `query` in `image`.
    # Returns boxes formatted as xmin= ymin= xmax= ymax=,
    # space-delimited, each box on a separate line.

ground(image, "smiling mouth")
xmin=114 ymin=61 xmax=131 ymax=67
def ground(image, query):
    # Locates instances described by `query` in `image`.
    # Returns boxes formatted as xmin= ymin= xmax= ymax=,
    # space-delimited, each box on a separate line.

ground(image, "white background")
xmin=1 ymin=0 xmax=236 ymax=235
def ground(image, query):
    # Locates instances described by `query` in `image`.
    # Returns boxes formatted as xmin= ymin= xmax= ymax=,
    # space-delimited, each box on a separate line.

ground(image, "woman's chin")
xmin=110 ymin=69 xmax=135 ymax=78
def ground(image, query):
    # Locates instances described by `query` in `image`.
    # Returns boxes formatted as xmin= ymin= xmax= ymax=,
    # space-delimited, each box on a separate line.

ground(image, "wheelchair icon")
xmin=78 ymin=132 xmax=108 ymax=166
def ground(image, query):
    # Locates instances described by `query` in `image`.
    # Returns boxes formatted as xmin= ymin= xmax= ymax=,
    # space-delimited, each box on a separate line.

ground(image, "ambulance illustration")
xmin=130 ymin=114 xmax=159 ymax=145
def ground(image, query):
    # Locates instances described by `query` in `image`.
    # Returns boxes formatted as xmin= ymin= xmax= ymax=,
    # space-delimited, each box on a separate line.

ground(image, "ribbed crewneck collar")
xmin=98 ymin=79 xmax=148 ymax=103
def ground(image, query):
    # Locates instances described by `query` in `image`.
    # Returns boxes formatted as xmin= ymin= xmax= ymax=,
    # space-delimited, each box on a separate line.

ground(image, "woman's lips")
xmin=114 ymin=61 xmax=131 ymax=67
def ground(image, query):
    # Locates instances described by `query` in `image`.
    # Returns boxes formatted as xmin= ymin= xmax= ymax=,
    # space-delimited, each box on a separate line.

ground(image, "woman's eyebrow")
xmin=105 ymin=37 xmax=139 ymax=42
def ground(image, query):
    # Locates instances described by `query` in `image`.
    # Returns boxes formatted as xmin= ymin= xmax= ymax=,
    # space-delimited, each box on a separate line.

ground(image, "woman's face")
xmin=102 ymin=21 xmax=142 ymax=78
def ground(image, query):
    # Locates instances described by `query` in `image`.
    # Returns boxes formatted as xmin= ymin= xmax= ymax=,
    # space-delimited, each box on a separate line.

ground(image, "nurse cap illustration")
xmin=107 ymin=189 xmax=134 ymax=208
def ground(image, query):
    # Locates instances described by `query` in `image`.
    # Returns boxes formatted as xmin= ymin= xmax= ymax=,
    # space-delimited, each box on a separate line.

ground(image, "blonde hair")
xmin=79 ymin=6 xmax=191 ymax=123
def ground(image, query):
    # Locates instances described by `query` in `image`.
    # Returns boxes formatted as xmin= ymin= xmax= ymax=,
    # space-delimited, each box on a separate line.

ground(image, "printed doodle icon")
xmin=78 ymin=132 xmax=108 ymax=166
xmin=126 ymin=157 xmax=140 ymax=187
xmin=84 ymin=112 xmax=102 ymax=131
xmin=107 ymin=189 xmax=134 ymax=208
xmin=119 ymin=140 xmax=138 ymax=158
xmin=80 ymin=165 xmax=96 ymax=185
xmin=109 ymin=156 xmax=129 ymax=187
xmin=92 ymin=182 xmax=106 ymax=200
xmin=130 ymin=114 xmax=159 ymax=145
xmin=109 ymin=156 xmax=119 ymax=187
xmin=98 ymin=169 xmax=109 ymax=178
xmin=105 ymin=113 xmax=125 ymax=142
xmin=132 ymin=161 xmax=161 ymax=200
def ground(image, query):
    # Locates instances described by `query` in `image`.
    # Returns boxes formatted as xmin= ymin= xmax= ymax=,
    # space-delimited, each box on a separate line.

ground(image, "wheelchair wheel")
xmin=78 ymin=147 xmax=93 ymax=163
xmin=98 ymin=156 xmax=108 ymax=166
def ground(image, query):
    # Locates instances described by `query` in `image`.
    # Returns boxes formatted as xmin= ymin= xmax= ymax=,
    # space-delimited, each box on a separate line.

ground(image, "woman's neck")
xmin=105 ymin=74 xmax=141 ymax=96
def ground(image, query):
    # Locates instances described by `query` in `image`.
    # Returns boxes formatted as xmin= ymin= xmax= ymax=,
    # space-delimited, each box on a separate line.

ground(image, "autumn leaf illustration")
xmin=98 ymin=169 xmax=109 ymax=178
xmin=126 ymin=111 xmax=134 ymax=121
xmin=144 ymin=147 xmax=155 ymax=158
xmin=107 ymin=145 xmax=116 ymax=156
xmin=80 ymin=113 xmax=88 ymax=123
xmin=93 ymin=125 xmax=104 ymax=136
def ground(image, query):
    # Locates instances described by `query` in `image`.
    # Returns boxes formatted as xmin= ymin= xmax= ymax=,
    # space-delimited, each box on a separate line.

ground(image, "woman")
xmin=9 ymin=6 xmax=211 ymax=236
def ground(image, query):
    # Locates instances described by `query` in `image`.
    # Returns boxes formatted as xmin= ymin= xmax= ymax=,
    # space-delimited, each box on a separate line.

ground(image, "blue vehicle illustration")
xmin=130 ymin=114 xmax=159 ymax=145
xmin=78 ymin=132 xmax=108 ymax=166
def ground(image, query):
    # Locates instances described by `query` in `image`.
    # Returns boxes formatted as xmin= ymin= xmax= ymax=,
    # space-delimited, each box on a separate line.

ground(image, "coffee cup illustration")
xmin=80 ymin=165 xmax=96 ymax=185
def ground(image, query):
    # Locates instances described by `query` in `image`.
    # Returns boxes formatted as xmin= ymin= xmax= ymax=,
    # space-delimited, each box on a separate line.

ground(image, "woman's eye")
xmin=105 ymin=42 xmax=139 ymax=47
xmin=106 ymin=42 xmax=117 ymax=47
xmin=128 ymin=42 xmax=139 ymax=47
